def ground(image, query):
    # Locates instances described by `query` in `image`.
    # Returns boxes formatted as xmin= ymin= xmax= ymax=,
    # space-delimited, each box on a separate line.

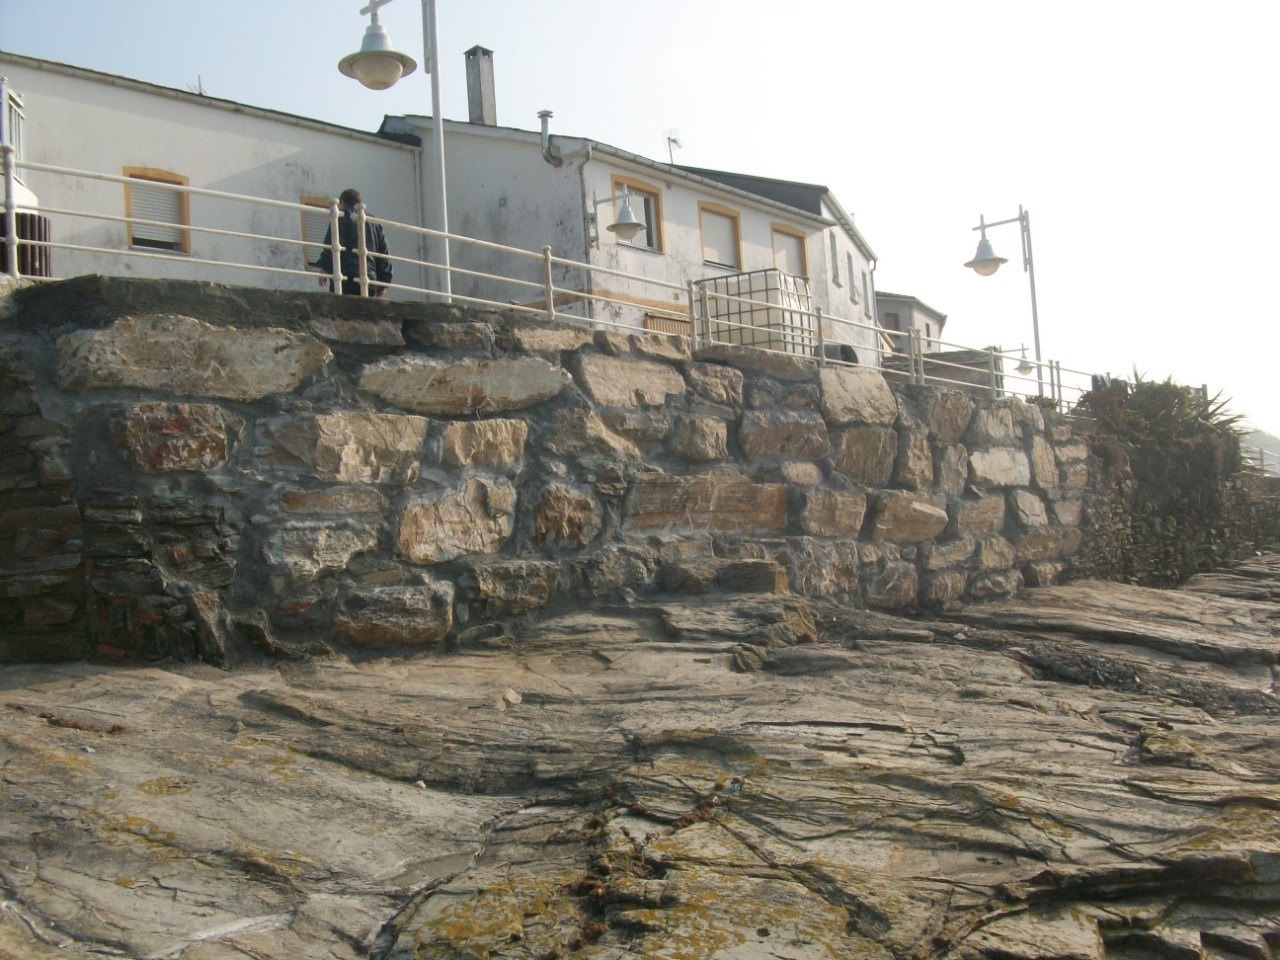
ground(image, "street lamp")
xmin=964 ymin=206 xmax=1041 ymax=393
xmin=588 ymin=186 xmax=647 ymax=247
xmin=339 ymin=0 xmax=450 ymax=299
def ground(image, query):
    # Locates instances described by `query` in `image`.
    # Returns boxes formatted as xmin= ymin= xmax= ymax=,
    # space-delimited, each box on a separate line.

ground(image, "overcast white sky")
xmin=3 ymin=0 xmax=1277 ymax=436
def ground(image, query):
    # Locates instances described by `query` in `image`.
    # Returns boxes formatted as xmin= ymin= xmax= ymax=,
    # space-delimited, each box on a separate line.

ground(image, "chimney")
xmin=465 ymin=46 xmax=496 ymax=126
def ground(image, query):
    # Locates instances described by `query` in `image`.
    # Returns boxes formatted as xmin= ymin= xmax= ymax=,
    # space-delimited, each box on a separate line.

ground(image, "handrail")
xmin=0 ymin=152 xmax=1233 ymax=422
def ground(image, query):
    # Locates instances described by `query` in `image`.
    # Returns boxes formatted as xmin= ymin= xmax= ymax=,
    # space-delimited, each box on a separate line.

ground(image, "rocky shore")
xmin=2 ymin=553 xmax=1277 ymax=959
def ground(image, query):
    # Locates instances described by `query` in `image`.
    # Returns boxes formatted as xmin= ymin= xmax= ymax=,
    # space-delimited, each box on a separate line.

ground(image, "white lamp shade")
xmin=964 ymin=236 xmax=1007 ymax=276
xmin=607 ymin=194 xmax=646 ymax=242
xmin=339 ymin=21 xmax=417 ymax=91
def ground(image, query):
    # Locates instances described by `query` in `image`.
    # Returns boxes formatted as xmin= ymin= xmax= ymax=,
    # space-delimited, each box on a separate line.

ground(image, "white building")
xmin=875 ymin=291 xmax=948 ymax=354
xmin=2 ymin=48 xmax=882 ymax=362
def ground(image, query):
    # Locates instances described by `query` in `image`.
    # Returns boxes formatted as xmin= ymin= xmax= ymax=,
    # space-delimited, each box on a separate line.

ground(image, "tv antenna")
xmin=665 ymin=130 xmax=682 ymax=165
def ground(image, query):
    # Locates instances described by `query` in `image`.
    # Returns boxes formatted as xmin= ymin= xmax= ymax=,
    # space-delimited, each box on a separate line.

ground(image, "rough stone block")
xmin=926 ymin=392 xmax=975 ymax=444
xmin=922 ymin=538 xmax=976 ymax=571
xmin=263 ymin=524 xmax=379 ymax=585
xmin=937 ymin=444 xmax=970 ymax=500
xmin=799 ymin=488 xmax=868 ymax=538
xmin=952 ymin=499 xmax=1008 ymax=537
xmin=359 ymin=356 xmax=568 ymax=415
xmin=966 ymin=407 xmax=1017 ymax=445
xmin=1014 ymin=528 xmax=1066 ymax=563
xmin=533 ymin=483 xmax=601 ymax=549
xmin=1009 ymin=490 xmax=1050 ymax=528
xmin=1054 ymin=439 xmax=1090 ymax=464
xmin=694 ymin=344 xmax=817 ymax=382
xmin=739 ymin=409 xmax=830 ymax=462
xmin=871 ymin=492 xmax=949 ymax=543
xmin=573 ymin=353 xmax=686 ymax=408
xmin=969 ymin=447 xmax=1031 ymax=488
xmin=279 ymin=486 xmax=387 ymax=515
xmin=438 ymin=419 xmax=528 ymax=468
xmin=310 ymin=316 xmax=405 ymax=346
xmin=397 ymin=478 xmax=516 ymax=564
xmin=314 ymin=412 xmax=428 ymax=484
xmin=510 ymin=325 xmax=592 ymax=355
xmin=625 ymin=473 xmax=787 ymax=534
xmin=56 ymin=314 xmax=331 ymax=401
xmin=1030 ymin=436 xmax=1060 ymax=490
xmin=464 ymin=558 xmax=563 ymax=617
xmin=976 ymin=535 xmax=1017 ymax=571
xmin=1022 ymin=561 xmax=1067 ymax=587
xmin=686 ymin=362 xmax=744 ymax=406
xmin=831 ymin=426 xmax=896 ymax=485
xmin=969 ymin=569 xmax=1024 ymax=599
xmin=332 ymin=581 xmax=454 ymax=646
xmin=922 ymin=569 xmax=968 ymax=606
xmin=865 ymin=560 xmax=918 ymax=610
xmin=819 ymin=366 xmax=898 ymax=426
xmin=747 ymin=378 xmax=820 ymax=410
xmin=544 ymin=409 xmax=640 ymax=461
xmin=895 ymin=429 xmax=933 ymax=490
xmin=112 ymin=402 xmax=232 ymax=473
xmin=671 ymin=415 xmax=728 ymax=462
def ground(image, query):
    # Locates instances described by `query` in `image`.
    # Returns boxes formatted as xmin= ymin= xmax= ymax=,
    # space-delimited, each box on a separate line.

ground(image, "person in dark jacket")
xmin=316 ymin=188 xmax=392 ymax=296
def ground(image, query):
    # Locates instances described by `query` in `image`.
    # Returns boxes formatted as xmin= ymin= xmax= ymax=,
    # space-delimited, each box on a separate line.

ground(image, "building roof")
xmin=875 ymin=291 xmax=947 ymax=323
xmin=677 ymin=165 xmax=877 ymax=261
xmin=0 ymin=50 xmax=421 ymax=149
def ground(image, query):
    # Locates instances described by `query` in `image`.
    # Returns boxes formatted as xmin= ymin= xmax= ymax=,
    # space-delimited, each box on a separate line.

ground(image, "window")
xmin=925 ymin=322 xmax=933 ymax=348
xmin=771 ymin=224 xmax=807 ymax=277
xmin=698 ymin=202 xmax=740 ymax=269
xmin=300 ymin=196 xmax=332 ymax=269
xmin=847 ymin=253 xmax=857 ymax=302
xmin=883 ymin=312 xmax=900 ymax=332
xmin=123 ymin=167 xmax=190 ymax=253
xmin=2 ymin=88 xmax=25 ymax=176
xmin=610 ymin=176 xmax=663 ymax=252
xmin=861 ymin=271 xmax=871 ymax=317
xmin=830 ymin=233 xmax=841 ymax=286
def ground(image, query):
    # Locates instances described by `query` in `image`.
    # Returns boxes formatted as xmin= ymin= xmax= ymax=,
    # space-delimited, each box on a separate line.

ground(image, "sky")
xmin=3 ymin=0 xmax=1278 ymax=437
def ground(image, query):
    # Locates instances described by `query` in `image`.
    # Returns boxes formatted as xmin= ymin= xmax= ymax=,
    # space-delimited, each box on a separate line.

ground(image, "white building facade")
xmin=3 ymin=49 xmax=883 ymax=363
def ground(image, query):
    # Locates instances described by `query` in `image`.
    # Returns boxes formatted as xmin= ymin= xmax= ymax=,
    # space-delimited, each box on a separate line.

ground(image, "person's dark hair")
xmin=339 ymin=188 xmax=362 ymax=206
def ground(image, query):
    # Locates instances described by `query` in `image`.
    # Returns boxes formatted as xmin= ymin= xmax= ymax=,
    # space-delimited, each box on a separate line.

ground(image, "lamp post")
xmin=588 ymin=186 xmax=647 ymax=247
xmin=964 ymin=205 xmax=1040 ymax=393
xmin=339 ymin=0 xmax=450 ymax=299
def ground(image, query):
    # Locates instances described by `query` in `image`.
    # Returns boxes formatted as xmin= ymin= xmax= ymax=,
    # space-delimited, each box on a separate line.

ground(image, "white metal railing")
xmin=1245 ymin=446 xmax=1280 ymax=477
xmin=0 ymin=146 xmax=1208 ymax=419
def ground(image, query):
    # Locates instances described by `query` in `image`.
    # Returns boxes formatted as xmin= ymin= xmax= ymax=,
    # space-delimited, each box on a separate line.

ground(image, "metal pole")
xmin=355 ymin=203 xmax=370 ymax=297
xmin=541 ymin=245 xmax=555 ymax=322
xmin=1019 ymin=206 xmax=1043 ymax=396
xmin=686 ymin=280 xmax=698 ymax=349
xmin=2 ymin=144 xmax=18 ymax=279
xmin=327 ymin=199 xmax=342 ymax=293
xmin=815 ymin=307 xmax=826 ymax=365
xmin=422 ymin=0 xmax=451 ymax=300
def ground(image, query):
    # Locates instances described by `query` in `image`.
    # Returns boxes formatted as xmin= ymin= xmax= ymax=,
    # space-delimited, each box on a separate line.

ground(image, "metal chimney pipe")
xmin=464 ymin=46 xmax=496 ymax=126
xmin=538 ymin=109 xmax=562 ymax=167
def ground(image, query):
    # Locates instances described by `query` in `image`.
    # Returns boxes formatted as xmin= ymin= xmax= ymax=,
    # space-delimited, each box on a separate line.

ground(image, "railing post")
xmin=815 ymin=306 xmax=825 ymax=366
xmin=354 ymin=203 xmax=370 ymax=297
xmin=2 ymin=145 xmax=18 ymax=279
xmin=541 ymin=245 xmax=555 ymax=323
xmin=987 ymin=345 xmax=999 ymax=399
xmin=327 ymin=199 xmax=341 ymax=294
xmin=686 ymin=280 xmax=698 ymax=349
xmin=698 ymin=285 xmax=711 ymax=345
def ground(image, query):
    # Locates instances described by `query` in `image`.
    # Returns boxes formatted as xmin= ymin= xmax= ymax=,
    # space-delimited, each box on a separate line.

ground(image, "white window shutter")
xmin=130 ymin=180 xmax=182 ymax=246
xmin=703 ymin=210 xmax=738 ymax=267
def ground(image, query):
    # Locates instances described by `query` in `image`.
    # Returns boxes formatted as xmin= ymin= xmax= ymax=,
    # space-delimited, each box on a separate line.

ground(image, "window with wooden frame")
xmin=771 ymin=224 xmax=807 ymax=278
xmin=610 ymin=175 xmax=663 ymax=252
xmin=123 ymin=167 xmax=190 ymax=253
xmin=300 ymin=196 xmax=333 ymax=270
xmin=699 ymin=202 xmax=741 ymax=269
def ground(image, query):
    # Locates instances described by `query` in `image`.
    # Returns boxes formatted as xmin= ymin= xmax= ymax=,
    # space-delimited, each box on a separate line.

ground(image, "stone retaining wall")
xmin=1 ymin=276 xmax=1090 ymax=664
